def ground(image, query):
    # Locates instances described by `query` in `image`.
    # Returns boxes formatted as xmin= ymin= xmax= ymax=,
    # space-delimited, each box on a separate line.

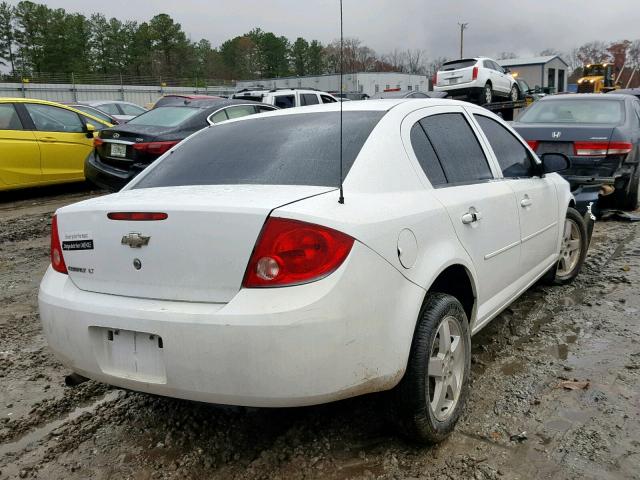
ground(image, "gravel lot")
xmin=1 ymin=185 xmax=639 ymax=480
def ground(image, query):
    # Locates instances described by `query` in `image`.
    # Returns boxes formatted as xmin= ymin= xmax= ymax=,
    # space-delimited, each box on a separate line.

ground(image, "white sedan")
xmin=39 ymin=99 xmax=588 ymax=443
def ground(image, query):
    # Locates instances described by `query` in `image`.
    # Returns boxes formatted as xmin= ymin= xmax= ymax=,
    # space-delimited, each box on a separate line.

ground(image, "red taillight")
xmin=472 ymin=66 xmax=479 ymax=80
xmin=50 ymin=215 xmax=68 ymax=274
xmin=243 ymin=217 xmax=354 ymax=288
xmin=107 ymin=212 xmax=168 ymax=221
xmin=607 ymin=141 xmax=633 ymax=155
xmin=573 ymin=141 xmax=632 ymax=156
xmin=526 ymin=140 xmax=539 ymax=152
xmin=132 ymin=140 xmax=180 ymax=156
xmin=94 ymin=137 xmax=104 ymax=148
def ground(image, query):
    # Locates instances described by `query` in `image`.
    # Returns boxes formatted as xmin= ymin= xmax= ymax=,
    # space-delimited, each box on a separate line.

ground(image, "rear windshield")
xmin=518 ymin=99 xmax=625 ymax=125
xmin=133 ymin=111 xmax=384 ymax=189
xmin=126 ymin=107 xmax=200 ymax=127
xmin=441 ymin=59 xmax=476 ymax=71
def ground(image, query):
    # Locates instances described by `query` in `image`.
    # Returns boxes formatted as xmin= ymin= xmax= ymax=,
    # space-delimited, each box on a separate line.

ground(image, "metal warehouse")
xmin=235 ymin=72 xmax=430 ymax=98
xmin=498 ymin=55 xmax=569 ymax=93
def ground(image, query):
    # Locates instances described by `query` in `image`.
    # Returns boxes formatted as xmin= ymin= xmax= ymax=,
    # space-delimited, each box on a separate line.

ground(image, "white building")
xmin=497 ymin=56 xmax=569 ymax=93
xmin=235 ymin=72 xmax=430 ymax=98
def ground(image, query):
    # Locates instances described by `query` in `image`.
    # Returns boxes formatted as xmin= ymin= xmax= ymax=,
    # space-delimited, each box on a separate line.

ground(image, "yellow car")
xmin=0 ymin=98 xmax=112 ymax=191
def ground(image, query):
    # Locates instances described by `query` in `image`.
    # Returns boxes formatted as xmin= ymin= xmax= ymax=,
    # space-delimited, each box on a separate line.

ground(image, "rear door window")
xmin=97 ymin=103 xmax=121 ymax=115
xmin=419 ymin=113 xmax=492 ymax=184
xmin=134 ymin=111 xmax=384 ymax=189
xmin=274 ymin=95 xmax=295 ymax=109
xmin=119 ymin=103 xmax=146 ymax=116
xmin=0 ymin=103 xmax=24 ymax=130
xmin=300 ymin=94 xmax=320 ymax=106
xmin=410 ymin=122 xmax=447 ymax=186
xmin=475 ymin=115 xmax=535 ymax=178
xmin=321 ymin=95 xmax=337 ymax=103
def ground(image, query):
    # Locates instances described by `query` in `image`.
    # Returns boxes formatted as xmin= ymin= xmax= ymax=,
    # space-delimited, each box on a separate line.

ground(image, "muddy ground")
xmin=0 ymin=185 xmax=639 ymax=480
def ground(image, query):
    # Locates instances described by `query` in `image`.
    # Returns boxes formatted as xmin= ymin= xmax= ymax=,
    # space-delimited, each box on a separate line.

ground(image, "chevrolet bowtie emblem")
xmin=121 ymin=232 xmax=150 ymax=248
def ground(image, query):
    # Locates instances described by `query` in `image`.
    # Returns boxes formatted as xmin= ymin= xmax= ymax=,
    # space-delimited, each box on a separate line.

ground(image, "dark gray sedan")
xmin=513 ymin=94 xmax=640 ymax=211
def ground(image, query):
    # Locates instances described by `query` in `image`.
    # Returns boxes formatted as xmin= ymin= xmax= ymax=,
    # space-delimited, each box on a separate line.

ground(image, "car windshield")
xmin=126 ymin=107 xmax=200 ymax=127
xmin=441 ymin=59 xmax=476 ymax=71
xmin=518 ymin=99 xmax=624 ymax=125
xmin=133 ymin=111 xmax=384 ymax=189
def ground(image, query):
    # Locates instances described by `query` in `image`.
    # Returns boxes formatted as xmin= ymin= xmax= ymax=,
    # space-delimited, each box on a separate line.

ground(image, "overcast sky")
xmin=7 ymin=0 xmax=640 ymax=59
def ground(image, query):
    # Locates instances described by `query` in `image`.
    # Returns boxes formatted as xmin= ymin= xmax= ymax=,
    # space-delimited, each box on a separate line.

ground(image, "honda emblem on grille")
xmin=112 ymin=132 xmax=120 ymax=139
xmin=121 ymin=232 xmax=150 ymax=248
xmin=552 ymin=131 xmax=561 ymax=139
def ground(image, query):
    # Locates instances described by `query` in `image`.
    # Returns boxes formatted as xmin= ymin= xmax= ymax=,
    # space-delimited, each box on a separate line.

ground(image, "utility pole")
xmin=458 ymin=22 xmax=469 ymax=59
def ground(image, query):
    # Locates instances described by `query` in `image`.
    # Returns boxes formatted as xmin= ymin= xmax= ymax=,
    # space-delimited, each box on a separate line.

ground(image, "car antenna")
xmin=338 ymin=0 xmax=345 ymax=204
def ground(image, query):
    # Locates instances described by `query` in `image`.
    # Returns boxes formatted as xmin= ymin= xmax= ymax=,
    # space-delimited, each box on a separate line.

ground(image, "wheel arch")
xmin=423 ymin=263 xmax=477 ymax=323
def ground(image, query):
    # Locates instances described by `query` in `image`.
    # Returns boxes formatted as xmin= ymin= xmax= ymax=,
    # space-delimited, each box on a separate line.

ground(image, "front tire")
xmin=510 ymin=84 xmax=519 ymax=101
xmin=391 ymin=293 xmax=471 ymax=444
xmin=543 ymin=207 xmax=588 ymax=285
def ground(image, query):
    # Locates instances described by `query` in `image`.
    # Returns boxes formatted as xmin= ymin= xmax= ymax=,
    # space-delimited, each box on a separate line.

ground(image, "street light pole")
xmin=458 ymin=22 xmax=469 ymax=59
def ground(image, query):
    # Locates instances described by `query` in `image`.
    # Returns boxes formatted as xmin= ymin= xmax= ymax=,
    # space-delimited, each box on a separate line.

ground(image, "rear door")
xmin=409 ymin=106 xmax=522 ymax=318
xmin=0 ymin=103 xmax=41 ymax=186
xmin=22 ymin=103 xmax=92 ymax=183
xmin=473 ymin=111 xmax=559 ymax=276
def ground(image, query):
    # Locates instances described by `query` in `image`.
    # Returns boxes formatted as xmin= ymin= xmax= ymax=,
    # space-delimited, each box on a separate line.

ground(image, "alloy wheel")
xmin=484 ymin=86 xmax=492 ymax=104
xmin=511 ymin=86 xmax=518 ymax=101
xmin=557 ymin=218 xmax=581 ymax=277
xmin=428 ymin=315 xmax=465 ymax=421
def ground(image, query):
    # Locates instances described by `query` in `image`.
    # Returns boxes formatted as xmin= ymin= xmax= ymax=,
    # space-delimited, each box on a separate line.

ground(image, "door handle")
xmin=461 ymin=210 xmax=482 ymax=224
xmin=520 ymin=197 xmax=532 ymax=208
xmin=39 ymin=136 xmax=57 ymax=143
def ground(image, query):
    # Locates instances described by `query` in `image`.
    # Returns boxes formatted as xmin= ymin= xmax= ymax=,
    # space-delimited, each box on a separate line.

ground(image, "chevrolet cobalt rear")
xmin=39 ymin=100 xmax=587 ymax=443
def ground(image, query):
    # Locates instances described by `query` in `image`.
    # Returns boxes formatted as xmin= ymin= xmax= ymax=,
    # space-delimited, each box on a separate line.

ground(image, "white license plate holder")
xmin=90 ymin=327 xmax=166 ymax=383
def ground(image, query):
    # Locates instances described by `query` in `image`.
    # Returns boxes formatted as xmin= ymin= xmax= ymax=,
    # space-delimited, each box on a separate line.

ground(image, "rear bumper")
xmin=38 ymin=242 xmax=424 ymax=407
xmin=433 ymin=84 xmax=483 ymax=98
xmin=84 ymin=151 xmax=141 ymax=192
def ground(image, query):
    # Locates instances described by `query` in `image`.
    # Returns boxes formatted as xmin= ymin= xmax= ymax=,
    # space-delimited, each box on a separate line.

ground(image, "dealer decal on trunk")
xmin=62 ymin=231 xmax=94 ymax=251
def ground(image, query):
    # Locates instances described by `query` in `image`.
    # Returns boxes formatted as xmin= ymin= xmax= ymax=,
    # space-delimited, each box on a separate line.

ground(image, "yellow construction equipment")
xmin=577 ymin=63 xmax=619 ymax=93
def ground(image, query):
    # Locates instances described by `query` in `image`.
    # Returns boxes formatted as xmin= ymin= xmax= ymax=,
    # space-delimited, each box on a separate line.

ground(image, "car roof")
xmin=0 ymin=97 xmax=113 ymax=126
xmin=162 ymin=94 xmax=221 ymax=100
xmin=155 ymin=98 xmax=273 ymax=110
xmin=538 ymin=93 xmax=630 ymax=101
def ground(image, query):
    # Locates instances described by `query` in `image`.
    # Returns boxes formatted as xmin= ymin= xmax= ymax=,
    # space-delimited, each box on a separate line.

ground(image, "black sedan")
xmin=86 ymin=99 xmax=277 ymax=191
xmin=513 ymin=94 xmax=640 ymax=211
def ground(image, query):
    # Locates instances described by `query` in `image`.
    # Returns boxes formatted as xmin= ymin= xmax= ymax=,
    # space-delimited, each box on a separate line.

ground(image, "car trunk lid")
xmin=56 ymin=185 xmax=335 ymax=303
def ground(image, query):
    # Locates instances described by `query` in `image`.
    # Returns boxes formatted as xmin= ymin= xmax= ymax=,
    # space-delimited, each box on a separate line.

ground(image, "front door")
xmin=473 ymin=112 xmax=559 ymax=277
xmin=22 ymin=103 xmax=93 ymax=183
xmin=0 ymin=103 xmax=41 ymax=186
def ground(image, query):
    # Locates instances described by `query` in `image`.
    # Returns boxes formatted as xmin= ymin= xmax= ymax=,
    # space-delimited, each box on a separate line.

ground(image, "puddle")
xmin=546 ymin=343 xmax=569 ymax=360
xmin=0 ymin=390 xmax=121 ymax=458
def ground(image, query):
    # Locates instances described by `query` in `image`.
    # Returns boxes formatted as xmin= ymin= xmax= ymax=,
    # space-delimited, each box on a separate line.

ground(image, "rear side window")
xmin=225 ymin=105 xmax=257 ymax=119
xmin=274 ymin=95 xmax=295 ymax=108
xmin=410 ymin=123 xmax=447 ymax=186
xmin=97 ymin=103 xmax=120 ymax=115
xmin=134 ymin=111 xmax=384 ymax=189
xmin=0 ymin=103 xmax=23 ymax=130
xmin=300 ymin=94 xmax=320 ymax=106
xmin=475 ymin=115 xmax=534 ymax=178
xmin=208 ymin=109 xmax=228 ymax=124
xmin=120 ymin=103 xmax=146 ymax=116
xmin=419 ymin=113 xmax=492 ymax=184
xmin=321 ymin=95 xmax=337 ymax=103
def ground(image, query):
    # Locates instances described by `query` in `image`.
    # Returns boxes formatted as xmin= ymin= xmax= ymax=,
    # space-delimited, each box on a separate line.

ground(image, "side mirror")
xmin=540 ymin=152 xmax=570 ymax=174
xmin=85 ymin=123 xmax=96 ymax=138
xmin=503 ymin=67 xmax=511 ymax=73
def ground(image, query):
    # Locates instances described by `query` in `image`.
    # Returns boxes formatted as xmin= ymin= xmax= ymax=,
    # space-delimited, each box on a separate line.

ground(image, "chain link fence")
xmin=0 ymin=72 xmax=237 ymax=106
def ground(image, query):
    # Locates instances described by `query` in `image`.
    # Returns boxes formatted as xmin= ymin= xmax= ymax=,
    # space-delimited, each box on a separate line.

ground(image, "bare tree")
xmin=575 ymin=41 xmax=610 ymax=64
xmin=496 ymin=51 xmax=517 ymax=60
xmin=404 ymin=49 xmax=427 ymax=74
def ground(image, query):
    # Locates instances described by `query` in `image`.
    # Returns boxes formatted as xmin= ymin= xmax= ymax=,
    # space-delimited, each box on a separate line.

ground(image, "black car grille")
xmin=577 ymin=82 xmax=595 ymax=93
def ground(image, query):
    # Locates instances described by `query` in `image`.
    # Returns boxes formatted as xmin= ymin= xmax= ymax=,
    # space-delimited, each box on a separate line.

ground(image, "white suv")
xmin=434 ymin=57 xmax=519 ymax=104
xmin=232 ymin=88 xmax=338 ymax=108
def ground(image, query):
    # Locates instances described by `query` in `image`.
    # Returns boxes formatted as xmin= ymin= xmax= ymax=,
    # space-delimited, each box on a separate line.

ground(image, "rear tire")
xmin=542 ymin=207 xmax=588 ymax=285
xmin=482 ymin=83 xmax=493 ymax=104
xmin=391 ymin=293 xmax=470 ymax=444
xmin=618 ymin=166 xmax=640 ymax=211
